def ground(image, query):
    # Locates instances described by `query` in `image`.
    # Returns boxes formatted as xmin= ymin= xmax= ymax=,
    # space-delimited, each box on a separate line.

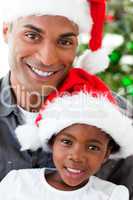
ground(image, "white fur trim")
xmin=38 ymin=92 xmax=133 ymax=158
xmin=0 ymin=0 xmax=92 ymax=33
xmin=15 ymin=124 xmax=41 ymax=151
xmin=75 ymin=49 xmax=109 ymax=74
xmin=15 ymin=92 xmax=133 ymax=158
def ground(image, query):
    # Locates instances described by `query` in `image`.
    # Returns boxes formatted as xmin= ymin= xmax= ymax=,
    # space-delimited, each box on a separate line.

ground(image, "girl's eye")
xmin=88 ymin=145 xmax=100 ymax=152
xmin=25 ymin=32 xmax=41 ymax=41
xmin=61 ymin=139 xmax=72 ymax=145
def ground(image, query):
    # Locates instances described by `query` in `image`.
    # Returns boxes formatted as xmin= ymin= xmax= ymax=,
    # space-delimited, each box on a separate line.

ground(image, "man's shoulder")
xmin=0 ymin=73 xmax=15 ymax=117
xmin=0 ymin=76 xmax=4 ymax=87
xmin=0 ymin=73 xmax=10 ymax=91
xmin=112 ymin=91 xmax=133 ymax=118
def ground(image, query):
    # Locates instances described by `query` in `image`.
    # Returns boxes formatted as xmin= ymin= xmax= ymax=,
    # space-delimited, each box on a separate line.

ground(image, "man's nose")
xmin=36 ymin=41 xmax=59 ymax=66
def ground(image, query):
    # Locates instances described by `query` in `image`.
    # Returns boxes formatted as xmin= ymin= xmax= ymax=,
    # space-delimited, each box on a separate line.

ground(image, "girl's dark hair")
xmin=108 ymin=138 xmax=120 ymax=154
xmin=48 ymin=134 xmax=56 ymax=147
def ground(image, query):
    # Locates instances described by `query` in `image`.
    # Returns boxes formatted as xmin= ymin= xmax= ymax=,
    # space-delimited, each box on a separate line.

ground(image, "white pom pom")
xmin=76 ymin=48 xmax=109 ymax=74
xmin=15 ymin=124 xmax=41 ymax=151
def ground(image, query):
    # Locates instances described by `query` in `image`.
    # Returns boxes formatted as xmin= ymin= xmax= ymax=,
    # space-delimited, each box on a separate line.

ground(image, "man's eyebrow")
xmin=23 ymin=24 xmax=43 ymax=33
xmin=59 ymin=32 xmax=77 ymax=38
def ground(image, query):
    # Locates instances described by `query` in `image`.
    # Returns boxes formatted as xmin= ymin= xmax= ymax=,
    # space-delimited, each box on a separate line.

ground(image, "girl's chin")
xmin=61 ymin=176 xmax=88 ymax=189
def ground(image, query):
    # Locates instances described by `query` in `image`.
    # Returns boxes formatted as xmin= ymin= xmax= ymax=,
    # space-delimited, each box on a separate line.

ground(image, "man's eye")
xmin=58 ymin=39 xmax=73 ymax=46
xmin=25 ymin=32 xmax=41 ymax=41
xmin=88 ymin=145 xmax=100 ymax=152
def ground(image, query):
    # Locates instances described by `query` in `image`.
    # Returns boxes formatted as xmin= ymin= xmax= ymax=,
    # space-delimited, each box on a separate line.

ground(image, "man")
xmin=0 ymin=0 xmax=133 ymax=199
xmin=0 ymin=0 xmax=108 ymax=178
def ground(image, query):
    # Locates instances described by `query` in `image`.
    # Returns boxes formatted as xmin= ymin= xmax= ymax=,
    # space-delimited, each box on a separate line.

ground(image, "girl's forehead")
xmin=57 ymin=123 xmax=110 ymax=143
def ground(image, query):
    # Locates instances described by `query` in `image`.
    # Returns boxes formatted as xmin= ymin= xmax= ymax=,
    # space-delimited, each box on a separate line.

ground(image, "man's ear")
xmin=3 ymin=22 xmax=11 ymax=43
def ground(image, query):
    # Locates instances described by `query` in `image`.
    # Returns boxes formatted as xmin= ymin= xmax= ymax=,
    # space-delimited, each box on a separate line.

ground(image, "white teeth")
xmin=31 ymin=66 xmax=54 ymax=77
xmin=67 ymin=168 xmax=81 ymax=173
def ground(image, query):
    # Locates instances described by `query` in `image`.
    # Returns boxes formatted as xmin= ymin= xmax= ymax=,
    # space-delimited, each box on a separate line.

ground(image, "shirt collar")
xmin=0 ymin=72 xmax=17 ymax=117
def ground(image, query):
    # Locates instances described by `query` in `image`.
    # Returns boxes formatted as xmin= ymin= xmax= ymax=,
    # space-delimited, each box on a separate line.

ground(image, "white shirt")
xmin=17 ymin=106 xmax=39 ymax=124
xmin=0 ymin=168 xmax=129 ymax=200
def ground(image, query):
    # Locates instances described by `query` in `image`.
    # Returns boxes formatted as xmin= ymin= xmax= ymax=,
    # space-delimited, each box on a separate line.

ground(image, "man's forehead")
xmin=12 ymin=15 xmax=79 ymax=35
xmin=17 ymin=15 xmax=78 ymax=24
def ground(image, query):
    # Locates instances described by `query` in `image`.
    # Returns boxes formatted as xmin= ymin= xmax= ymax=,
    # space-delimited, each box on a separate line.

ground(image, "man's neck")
xmin=11 ymin=84 xmax=44 ymax=112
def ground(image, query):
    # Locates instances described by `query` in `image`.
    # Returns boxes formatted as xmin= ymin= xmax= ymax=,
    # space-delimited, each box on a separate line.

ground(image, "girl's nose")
xmin=69 ymin=146 xmax=86 ymax=163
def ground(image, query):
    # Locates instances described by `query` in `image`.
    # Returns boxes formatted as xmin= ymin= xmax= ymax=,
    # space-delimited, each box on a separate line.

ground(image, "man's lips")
xmin=27 ymin=64 xmax=61 ymax=78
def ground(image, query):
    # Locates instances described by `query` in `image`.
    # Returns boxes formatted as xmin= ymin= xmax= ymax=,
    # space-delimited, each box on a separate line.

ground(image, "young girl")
xmin=0 ymin=68 xmax=132 ymax=200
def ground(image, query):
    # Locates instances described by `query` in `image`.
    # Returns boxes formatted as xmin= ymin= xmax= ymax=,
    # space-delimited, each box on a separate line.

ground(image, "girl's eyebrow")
xmin=60 ymin=132 xmax=75 ymax=139
xmin=87 ymin=139 xmax=105 ymax=146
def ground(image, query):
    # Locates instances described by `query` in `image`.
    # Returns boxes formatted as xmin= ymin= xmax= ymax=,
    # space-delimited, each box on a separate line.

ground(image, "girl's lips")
xmin=65 ymin=167 xmax=86 ymax=178
xmin=67 ymin=168 xmax=83 ymax=173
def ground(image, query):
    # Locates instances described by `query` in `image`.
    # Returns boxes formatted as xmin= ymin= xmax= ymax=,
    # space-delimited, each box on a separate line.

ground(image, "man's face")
xmin=3 ymin=15 xmax=78 ymax=95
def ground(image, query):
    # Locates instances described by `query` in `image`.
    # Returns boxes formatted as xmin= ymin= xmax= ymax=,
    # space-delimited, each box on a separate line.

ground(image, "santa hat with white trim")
xmin=15 ymin=68 xmax=133 ymax=159
xmin=0 ymin=0 xmax=108 ymax=73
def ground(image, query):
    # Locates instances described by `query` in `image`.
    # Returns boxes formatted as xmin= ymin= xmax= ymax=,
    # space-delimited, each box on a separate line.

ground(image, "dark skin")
xmin=46 ymin=124 xmax=111 ymax=191
xmin=3 ymin=15 xmax=79 ymax=111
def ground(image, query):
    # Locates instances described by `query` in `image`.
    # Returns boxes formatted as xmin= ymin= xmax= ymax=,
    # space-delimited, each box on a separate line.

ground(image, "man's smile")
xmin=28 ymin=65 xmax=56 ymax=78
xmin=25 ymin=61 xmax=65 ymax=80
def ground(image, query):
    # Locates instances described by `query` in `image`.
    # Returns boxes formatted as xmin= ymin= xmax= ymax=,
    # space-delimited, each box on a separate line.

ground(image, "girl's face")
xmin=50 ymin=124 xmax=111 ymax=190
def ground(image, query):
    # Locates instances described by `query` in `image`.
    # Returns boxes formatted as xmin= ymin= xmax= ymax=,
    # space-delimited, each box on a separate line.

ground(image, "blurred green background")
xmin=78 ymin=0 xmax=133 ymax=103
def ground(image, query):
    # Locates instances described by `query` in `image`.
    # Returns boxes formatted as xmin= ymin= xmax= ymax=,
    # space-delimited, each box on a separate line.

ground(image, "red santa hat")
xmin=1 ymin=0 xmax=108 ymax=73
xmin=15 ymin=68 xmax=133 ymax=158
xmin=76 ymin=0 xmax=109 ymax=73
